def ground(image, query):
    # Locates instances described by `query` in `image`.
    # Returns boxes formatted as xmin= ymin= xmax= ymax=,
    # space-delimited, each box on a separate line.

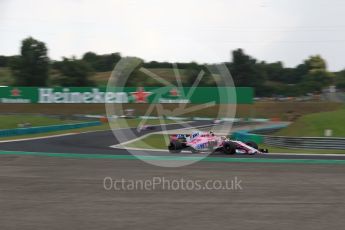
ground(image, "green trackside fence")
xmin=0 ymin=121 xmax=102 ymax=137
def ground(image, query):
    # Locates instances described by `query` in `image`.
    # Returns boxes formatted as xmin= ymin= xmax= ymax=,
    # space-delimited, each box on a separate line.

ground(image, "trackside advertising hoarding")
xmin=0 ymin=87 xmax=253 ymax=104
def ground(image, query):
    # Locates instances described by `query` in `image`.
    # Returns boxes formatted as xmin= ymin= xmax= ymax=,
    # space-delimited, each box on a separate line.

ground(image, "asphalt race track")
xmin=1 ymin=155 xmax=345 ymax=230
xmin=0 ymin=121 xmax=345 ymax=160
xmin=0 ymin=121 xmax=214 ymax=155
xmin=0 ymin=126 xmax=170 ymax=154
xmin=1 ymin=121 xmax=345 ymax=230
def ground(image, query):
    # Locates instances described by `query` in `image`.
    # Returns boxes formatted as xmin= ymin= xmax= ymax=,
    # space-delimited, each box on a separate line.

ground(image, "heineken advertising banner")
xmin=0 ymin=87 xmax=253 ymax=104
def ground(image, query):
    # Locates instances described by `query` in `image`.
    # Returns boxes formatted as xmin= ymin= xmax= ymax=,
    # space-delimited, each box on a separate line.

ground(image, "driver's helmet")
xmin=191 ymin=131 xmax=201 ymax=140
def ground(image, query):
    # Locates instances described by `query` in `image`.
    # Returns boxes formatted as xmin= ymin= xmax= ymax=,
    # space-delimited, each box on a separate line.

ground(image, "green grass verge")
xmin=108 ymin=118 xmax=179 ymax=129
xmin=0 ymin=123 xmax=111 ymax=141
xmin=0 ymin=118 xmax=181 ymax=141
xmin=126 ymin=134 xmax=169 ymax=149
xmin=88 ymin=68 xmax=189 ymax=86
xmin=0 ymin=115 xmax=78 ymax=129
xmin=275 ymin=108 xmax=345 ymax=137
xmin=91 ymin=71 xmax=112 ymax=86
xmin=125 ymin=134 xmax=345 ymax=154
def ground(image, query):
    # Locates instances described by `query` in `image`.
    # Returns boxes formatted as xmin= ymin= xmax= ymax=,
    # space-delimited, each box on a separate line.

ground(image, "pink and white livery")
xmin=168 ymin=131 xmax=268 ymax=155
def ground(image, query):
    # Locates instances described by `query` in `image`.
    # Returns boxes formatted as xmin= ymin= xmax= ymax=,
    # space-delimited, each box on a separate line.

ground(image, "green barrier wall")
xmin=230 ymin=124 xmax=289 ymax=144
xmin=231 ymin=131 xmax=264 ymax=144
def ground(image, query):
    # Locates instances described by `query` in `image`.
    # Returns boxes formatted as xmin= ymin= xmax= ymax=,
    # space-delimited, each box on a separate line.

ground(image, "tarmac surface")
xmin=0 ymin=121 xmax=344 ymax=160
xmin=1 ymin=121 xmax=345 ymax=229
xmin=0 ymin=155 xmax=344 ymax=230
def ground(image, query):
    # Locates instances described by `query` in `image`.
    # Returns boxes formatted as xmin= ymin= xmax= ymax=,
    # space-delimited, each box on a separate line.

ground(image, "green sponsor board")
xmin=0 ymin=87 xmax=253 ymax=104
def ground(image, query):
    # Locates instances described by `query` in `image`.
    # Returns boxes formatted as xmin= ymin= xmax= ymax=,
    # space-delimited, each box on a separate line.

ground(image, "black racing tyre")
xmin=245 ymin=141 xmax=258 ymax=150
xmin=259 ymin=148 xmax=269 ymax=153
xmin=223 ymin=141 xmax=236 ymax=155
xmin=168 ymin=141 xmax=182 ymax=153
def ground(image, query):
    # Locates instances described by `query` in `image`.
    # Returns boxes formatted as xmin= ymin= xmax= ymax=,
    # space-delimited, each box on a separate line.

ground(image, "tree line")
xmin=1 ymin=37 xmax=344 ymax=96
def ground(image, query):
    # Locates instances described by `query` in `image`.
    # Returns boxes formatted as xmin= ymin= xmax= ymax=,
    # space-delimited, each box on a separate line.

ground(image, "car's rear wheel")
xmin=223 ymin=141 xmax=236 ymax=155
xmin=168 ymin=141 xmax=182 ymax=153
xmin=245 ymin=141 xmax=258 ymax=150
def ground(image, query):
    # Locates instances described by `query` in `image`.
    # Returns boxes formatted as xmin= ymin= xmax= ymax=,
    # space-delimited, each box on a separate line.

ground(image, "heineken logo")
xmin=38 ymin=88 xmax=129 ymax=103
xmin=11 ymin=88 xmax=21 ymax=97
xmin=130 ymin=87 xmax=151 ymax=103
xmin=170 ymin=88 xmax=179 ymax=97
xmin=0 ymin=87 xmax=30 ymax=103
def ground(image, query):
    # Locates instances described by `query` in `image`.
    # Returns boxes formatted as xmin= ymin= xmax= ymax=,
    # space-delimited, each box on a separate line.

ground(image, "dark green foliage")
xmin=2 ymin=36 xmax=343 ymax=97
xmin=53 ymin=58 xmax=94 ymax=86
xmin=10 ymin=37 xmax=49 ymax=86
xmin=335 ymin=70 xmax=345 ymax=89
xmin=0 ymin=56 xmax=9 ymax=67
xmin=82 ymin=52 xmax=121 ymax=72
xmin=227 ymin=49 xmax=266 ymax=88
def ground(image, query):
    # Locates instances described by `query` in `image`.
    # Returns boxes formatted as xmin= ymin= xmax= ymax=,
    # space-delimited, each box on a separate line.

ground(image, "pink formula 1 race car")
xmin=168 ymin=131 xmax=268 ymax=155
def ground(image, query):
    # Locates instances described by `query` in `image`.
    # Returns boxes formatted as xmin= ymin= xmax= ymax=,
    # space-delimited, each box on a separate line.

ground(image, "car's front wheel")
xmin=223 ymin=141 xmax=236 ymax=155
